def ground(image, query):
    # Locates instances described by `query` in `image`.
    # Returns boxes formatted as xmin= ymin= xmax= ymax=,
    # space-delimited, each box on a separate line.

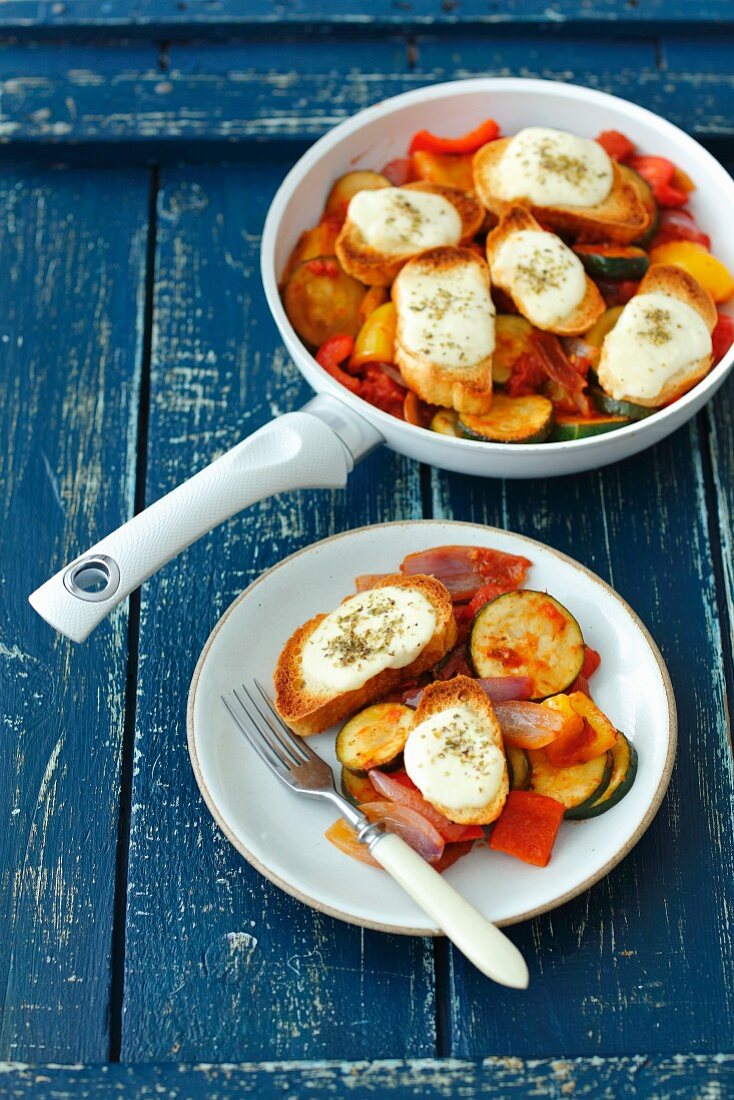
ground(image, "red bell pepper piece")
xmin=409 ymin=117 xmax=500 ymax=156
xmin=627 ymin=155 xmax=688 ymax=207
xmin=315 ymin=334 xmax=361 ymax=393
xmin=596 ymin=129 xmax=635 ymax=162
xmin=712 ymin=314 xmax=734 ymax=364
xmin=359 ymin=363 xmax=406 ymax=418
xmin=489 ymin=790 xmax=565 ymax=867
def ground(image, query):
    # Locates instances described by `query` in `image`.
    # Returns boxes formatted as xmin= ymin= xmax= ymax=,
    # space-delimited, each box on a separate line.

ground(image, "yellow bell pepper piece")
xmin=649 ymin=240 xmax=734 ymax=303
xmin=544 ymin=692 xmax=617 ymax=767
xmin=350 ymin=302 xmax=397 ymax=370
xmin=412 ymin=150 xmax=475 ymax=193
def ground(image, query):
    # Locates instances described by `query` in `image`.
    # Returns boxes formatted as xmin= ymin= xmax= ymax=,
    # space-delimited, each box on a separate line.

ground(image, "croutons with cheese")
xmin=486 ymin=205 xmax=605 ymax=335
xmin=473 ymin=127 xmax=651 ymax=244
xmin=597 ymin=264 xmax=717 ymax=407
xmin=392 ymin=246 xmax=495 ymax=414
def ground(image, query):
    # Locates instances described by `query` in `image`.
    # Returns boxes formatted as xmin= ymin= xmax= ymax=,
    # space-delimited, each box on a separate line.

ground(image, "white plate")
xmin=188 ymin=521 xmax=676 ymax=932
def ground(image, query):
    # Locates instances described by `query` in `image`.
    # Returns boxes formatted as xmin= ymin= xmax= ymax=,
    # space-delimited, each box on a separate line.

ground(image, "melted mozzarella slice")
xmin=598 ymin=291 xmax=712 ymax=401
xmin=300 ymin=586 xmax=437 ymax=695
xmin=348 ymin=188 xmax=462 ymax=255
xmin=496 ymin=127 xmax=613 ymax=209
xmin=491 ymin=229 xmax=587 ymax=327
xmin=404 ymin=706 xmax=505 ymax=812
xmin=398 ymin=259 xmax=495 ymax=369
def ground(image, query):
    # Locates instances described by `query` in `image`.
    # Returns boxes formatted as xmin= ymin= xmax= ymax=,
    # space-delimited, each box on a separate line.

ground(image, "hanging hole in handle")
xmin=63 ymin=555 xmax=121 ymax=602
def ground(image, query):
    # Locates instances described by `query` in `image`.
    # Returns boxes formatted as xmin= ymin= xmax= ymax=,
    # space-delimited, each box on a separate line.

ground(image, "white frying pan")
xmin=29 ymin=79 xmax=734 ymax=642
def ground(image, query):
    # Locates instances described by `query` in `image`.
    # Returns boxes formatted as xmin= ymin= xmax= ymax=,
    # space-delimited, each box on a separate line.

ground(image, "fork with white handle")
xmin=222 ymin=681 xmax=529 ymax=989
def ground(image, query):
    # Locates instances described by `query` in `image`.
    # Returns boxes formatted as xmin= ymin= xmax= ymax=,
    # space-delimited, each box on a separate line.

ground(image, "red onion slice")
xmin=493 ymin=701 xmax=566 ymax=748
xmin=369 ymin=769 xmax=470 ymax=842
xmin=476 ymin=676 xmax=534 ymax=702
xmin=360 ymin=801 xmax=445 ymax=863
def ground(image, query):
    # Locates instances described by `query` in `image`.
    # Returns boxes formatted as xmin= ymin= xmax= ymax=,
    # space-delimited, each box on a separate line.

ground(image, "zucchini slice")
xmin=589 ymin=384 xmax=655 ymax=421
xmin=573 ymin=244 xmax=649 ymax=281
xmin=284 ymin=257 xmax=365 ymax=348
xmin=549 ymin=414 xmax=630 ymax=442
xmin=565 ymin=733 xmax=638 ymax=819
xmin=584 ymin=305 xmax=624 ymax=349
xmin=459 ymin=395 xmax=554 ymax=444
xmin=470 ymin=590 xmax=585 ymax=700
xmin=528 ymin=748 xmax=614 ymax=815
xmin=340 ymin=767 xmax=379 ymax=807
xmin=335 ymin=702 xmax=413 ymax=776
xmin=430 ymin=409 xmax=461 ymax=437
xmin=506 ymin=746 xmax=532 ymax=791
xmin=493 ymin=315 xmax=534 ymax=385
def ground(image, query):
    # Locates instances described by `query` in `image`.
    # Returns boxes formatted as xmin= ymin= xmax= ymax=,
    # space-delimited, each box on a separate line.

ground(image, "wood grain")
xmin=2 ymin=38 xmax=734 ymax=150
xmin=120 ymin=164 xmax=431 ymax=1062
xmin=1 ymin=1054 xmax=734 ymax=1097
xmin=0 ymin=167 xmax=150 ymax=1059
xmin=0 ymin=0 xmax=732 ymax=34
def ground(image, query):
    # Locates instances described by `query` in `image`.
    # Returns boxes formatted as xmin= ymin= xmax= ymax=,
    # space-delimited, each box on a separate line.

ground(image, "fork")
xmin=221 ymin=680 xmax=529 ymax=989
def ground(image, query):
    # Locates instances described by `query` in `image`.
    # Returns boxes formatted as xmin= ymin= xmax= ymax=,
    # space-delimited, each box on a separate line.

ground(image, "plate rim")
xmin=187 ymin=519 xmax=678 ymax=933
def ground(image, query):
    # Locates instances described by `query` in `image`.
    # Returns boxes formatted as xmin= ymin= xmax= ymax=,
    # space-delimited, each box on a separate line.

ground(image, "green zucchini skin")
xmin=470 ymin=590 xmax=585 ymax=700
xmin=549 ymin=415 xmax=630 ymax=442
xmin=506 ymin=746 xmax=532 ymax=791
xmin=430 ymin=409 xmax=460 ymax=437
xmin=621 ymin=164 xmax=660 ymax=248
xmin=458 ymin=395 xmax=554 ymax=444
xmin=589 ymin=384 xmax=655 ymax=421
xmin=565 ymin=734 xmax=638 ymax=819
xmin=527 ymin=749 xmax=614 ymax=815
xmin=574 ymin=245 xmax=649 ymax=281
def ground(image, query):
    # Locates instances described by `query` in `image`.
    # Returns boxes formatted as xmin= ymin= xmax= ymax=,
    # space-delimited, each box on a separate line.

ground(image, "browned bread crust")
xmin=335 ymin=184 xmax=483 ymax=287
xmin=597 ymin=263 xmax=717 ymax=407
xmin=473 ymin=136 xmax=651 ymax=244
xmin=486 ymin=205 xmax=605 ymax=336
xmin=408 ymin=676 xmax=509 ymax=825
xmin=274 ymin=574 xmax=457 ymax=736
xmin=392 ymin=245 xmax=494 ymax=414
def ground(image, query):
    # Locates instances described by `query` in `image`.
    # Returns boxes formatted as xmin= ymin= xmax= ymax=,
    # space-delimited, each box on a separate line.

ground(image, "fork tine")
xmin=222 ymin=690 xmax=288 ymax=775
xmin=253 ymin=678 xmax=320 ymax=762
xmin=239 ymin=683 xmax=306 ymax=768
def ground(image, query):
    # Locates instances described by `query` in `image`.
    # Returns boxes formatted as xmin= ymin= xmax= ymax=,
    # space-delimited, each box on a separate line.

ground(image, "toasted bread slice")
xmin=392 ymin=246 xmax=495 ymax=414
xmin=486 ymin=206 xmax=605 ymax=335
xmin=473 ymin=136 xmax=651 ymax=244
xmin=274 ymin=574 xmax=457 ymax=737
xmin=597 ymin=263 xmax=716 ymax=407
xmin=404 ymin=676 xmax=509 ymax=825
xmin=335 ymin=184 xmax=481 ymax=287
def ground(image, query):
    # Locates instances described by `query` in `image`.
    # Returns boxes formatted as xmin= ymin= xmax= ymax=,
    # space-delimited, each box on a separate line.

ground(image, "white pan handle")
xmin=29 ymin=410 xmax=361 ymax=643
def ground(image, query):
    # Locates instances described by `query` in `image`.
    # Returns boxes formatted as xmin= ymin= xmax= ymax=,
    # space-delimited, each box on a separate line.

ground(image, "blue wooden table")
xmin=2 ymin=4 xmax=734 ymax=1096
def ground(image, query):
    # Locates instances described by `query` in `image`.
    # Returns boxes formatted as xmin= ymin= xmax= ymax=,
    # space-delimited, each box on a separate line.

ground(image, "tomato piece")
xmin=400 ymin=545 xmax=530 ymax=601
xmin=409 ymin=117 xmax=500 ymax=156
xmin=359 ymin=363 xmax=406 ymax=418
xmin=712 ymin=314 xmax=734 ymax=363
xmin=627 ymin=155 xmax=688 ymax=207
xmin=381 ymin=157 xmax=416 ymax=186
xmin=595 ymin=129 xmax=635 ymax=161
xmin=581 ymin=646 xmax=602 ymax=678
xmin=489 ymin=790 xmax=565 ymax=867
xmin=433 ymin=840 xmax=476 ymax=873
xmin=315 ymin=334 xmax=361 ymax=393
xmin=595 ymin=278 xmax=640 ymax=308
xmin=506 ymin=351 xmax=547 ymax=398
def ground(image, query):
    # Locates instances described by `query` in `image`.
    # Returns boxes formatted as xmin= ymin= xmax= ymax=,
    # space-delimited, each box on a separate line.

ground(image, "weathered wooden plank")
xmin=4 ymin=37 xmax=734 ymax=150
xmin=2 ymin=1054 xmax=734 ymax=1097
xmin=431 ymin=417 xmax=734 ymax=1056
xmin=0 ymin=0 xmax=732 ymax=34
xmin=120 ymin=164 xmax=431 ymax=1062
xmin=0 ymin=167 xmax=150 ymax=1059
